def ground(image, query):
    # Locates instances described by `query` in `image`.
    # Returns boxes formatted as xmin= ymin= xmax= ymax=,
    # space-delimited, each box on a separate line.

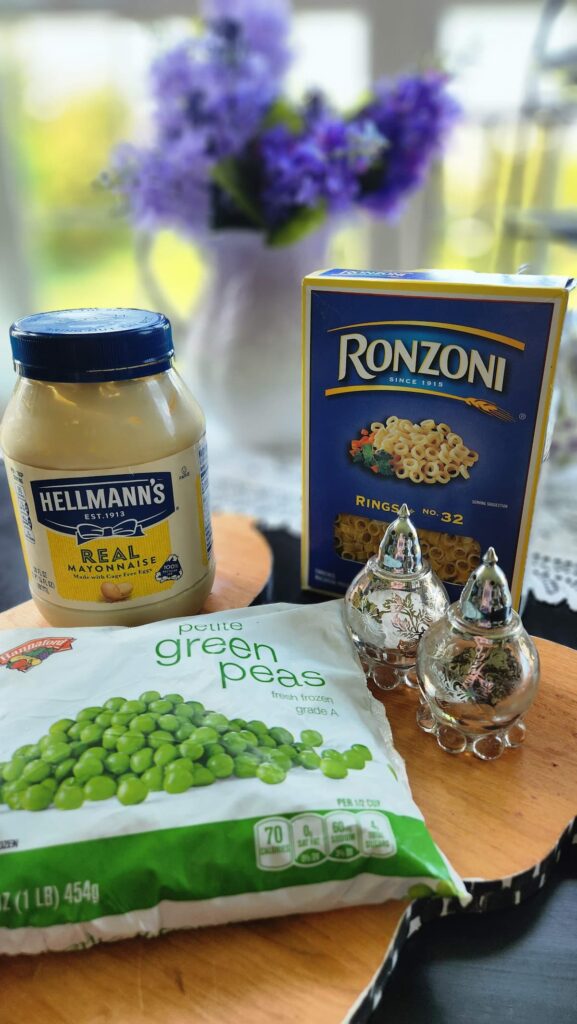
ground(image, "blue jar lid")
xmin=9 ymin=308 xmax=174 ymax=383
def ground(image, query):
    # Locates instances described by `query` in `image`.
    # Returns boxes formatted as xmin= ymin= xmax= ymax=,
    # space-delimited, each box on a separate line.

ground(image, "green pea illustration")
xmin=178 ymin=741 xmax=204 ymax=762
xmin=157 ymin=714 xmax=180 ymax=734
xmin=206 ymin=754 xmax=234 ymax=779
xmin=49 ymin=719 xmax=74 ymax=736
xmin=320 ymin=759 xmax=348 ymax=780
xmin=264 ymin=750 xmax=292 ymax=773
xmin=22 ymin=760 xmax=51 ymax=784
xmin=189 ymin=726 xmax=219 ymax=745
xmin=117 ymin=778 xmax=148 ymax=805
xmin=84 ymin=747 xmax=107 ymax=762
xmin=322 ymin=749 xmax=345 ymax=762
xmin=233 ymin=754 xmax=260 ymax=778
xmin=300 ymin=730 xmax=323 ymax=747
xmin=104 ymin=697 xmax=125 ymax=712
xmin=116 ymin=734 xmax=145 ymax=755
xmin=41 ymin=741 xmax=72 ymax=765
xmin=139 ymin=691 xmax=161 ymax=705
xmin=0 ymin=693 xmax=372 ymax=812
xmin=269 ymin=727 xmax=294 ymax=746
xmin=174 ymin=704 xmax=196 ymax=721
xmin=105 ymin=753 xmax=131 ymax=776
xmin=175 ymin=723 xmax=195 ymax=741
xmin=111 ymin=713 xmax=132 ymax=728
xmin=299 ymin=751 xmax=321 ymax=770
xmin=73 ymin=757 xmax=104 ymax=784
xmin=148 ymin=699 xmax=173 ymax=715
xmin=120 ymin=700 xmax=146 ymax=716
xmin=84 ymin=776 xmax=117 ymax=801
xmin=129 ymin=714 xmax=157 ymax=735
xmin=54 ymin=785 xmax=84 ymax=810
xmin=343 ymin=749 xmax=365 ymax=770
xmin=130 ymin=749 xmax=154 ymax=775
xmin=246 ymin=720 xmax=268 ymax=737
xmin=164 ymin=770 xmax=193 ymax=794
xmin=54 ymin=758 xmax=75 ymax=781
xmin=76 ymin=707 xmax=103 ymax=722
xmin=256 ymin=763 xmax=286 ymax=785
xmin=352 ymin=743 xmax=373 ymax=762
xmin=191 ymin=765 xmax=215 ymax=787
xmin=102 ymin=726 xmax=126 ymax=750
xmin=21 ymin=784 xmax=53 ymax=812
xmin=79 ymin=724 xmax=103 ymax=745
xmin=154 ymin=744 xmax=178 ymax=768
xmin=147 ymin=730 xmax=176 ymax=749
xmin=142 ymin=767 xmax=164 ymax=791
xmin=95 ymin=712 xmax=114 ymax=728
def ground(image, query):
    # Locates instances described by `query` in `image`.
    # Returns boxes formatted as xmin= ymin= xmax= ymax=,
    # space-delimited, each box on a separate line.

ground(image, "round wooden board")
xmin=0 ymin=513 xmax=272 ymax=630
xmin=1 ymin=635 xmax=576 ymax=1024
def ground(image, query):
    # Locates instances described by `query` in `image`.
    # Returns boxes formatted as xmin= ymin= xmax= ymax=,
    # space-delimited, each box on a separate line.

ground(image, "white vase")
xmin=180 ymin=228 xmax=331 ymax=454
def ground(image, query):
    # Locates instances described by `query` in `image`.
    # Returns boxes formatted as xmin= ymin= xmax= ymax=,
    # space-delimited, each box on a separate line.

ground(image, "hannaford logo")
xmin=0 ymin=637 xmax=74 ymax=673
xmin=30 ymin=472 xmax=175 ymax=544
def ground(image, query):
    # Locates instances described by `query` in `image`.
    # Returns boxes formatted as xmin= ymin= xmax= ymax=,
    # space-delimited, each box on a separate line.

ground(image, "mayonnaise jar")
xmin=1 ymin=308 xmax=215 ymax=626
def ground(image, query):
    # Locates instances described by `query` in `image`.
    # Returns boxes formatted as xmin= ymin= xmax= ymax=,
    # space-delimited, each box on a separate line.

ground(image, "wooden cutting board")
xmin=0 ymin=546 xmax=576 ymax=1024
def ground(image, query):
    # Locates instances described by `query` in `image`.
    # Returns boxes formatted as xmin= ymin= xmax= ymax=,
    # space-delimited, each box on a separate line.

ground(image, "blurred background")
xmin=1 ymin=0 xmax=577 ymax=406
xmin=0 ymin=0 xmax=576 ymax=614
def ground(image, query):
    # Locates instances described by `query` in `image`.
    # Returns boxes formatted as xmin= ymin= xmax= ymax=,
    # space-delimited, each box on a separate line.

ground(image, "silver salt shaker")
xmin=344 ymin=504 xmax=449 ymax=691
xmin=416 ymin=547 xmax=540 ymax=759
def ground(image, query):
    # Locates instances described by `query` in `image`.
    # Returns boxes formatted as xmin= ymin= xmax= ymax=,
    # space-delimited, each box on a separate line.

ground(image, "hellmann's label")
xmin=31 ymin=473 xmax=175 ymax=540
xmin=5 ymin=443 xmax=213 ymax=610
xmin=302 ymin=268 xmax=573 ymax=607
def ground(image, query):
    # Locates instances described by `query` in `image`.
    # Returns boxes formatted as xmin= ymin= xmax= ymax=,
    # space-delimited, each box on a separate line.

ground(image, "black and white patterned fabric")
xmin=344 ymin=817 xmax=577 ymax=1023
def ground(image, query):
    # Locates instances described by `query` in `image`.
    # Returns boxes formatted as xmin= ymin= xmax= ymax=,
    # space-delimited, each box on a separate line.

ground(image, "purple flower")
xmin=202 ymin=0 xmax=291 ymax=77
xmin=106 ymin=2 xmax=459 ymax=244
xmin=357 ymin=70 xmax=460 ymax=217
xmin=344 ymin=119 xmax=389 ymax=175
xmin=111 ymin=139 xmax=210 ymax=235
xmin=110 ymin=0 xmax=290 ymax=231
xmin=151 ymin=0 xmax=289 ymax=157
xmin=259 ymin=107 xmax=387 ymax=226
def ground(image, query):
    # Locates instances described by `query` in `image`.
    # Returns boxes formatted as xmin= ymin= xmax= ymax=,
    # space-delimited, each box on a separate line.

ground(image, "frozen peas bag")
xmin=0 ymin=600 xmax=467 ymax=955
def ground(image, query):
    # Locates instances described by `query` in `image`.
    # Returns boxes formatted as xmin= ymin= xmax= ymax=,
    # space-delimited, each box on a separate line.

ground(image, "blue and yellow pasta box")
xmin=302 ymin=268 xmax=573 ymax=607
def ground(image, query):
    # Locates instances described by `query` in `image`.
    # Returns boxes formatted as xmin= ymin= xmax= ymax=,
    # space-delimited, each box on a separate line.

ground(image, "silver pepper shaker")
xmin=416 ymin=547 xmax=540 ymax=760
xmin=344 ymin=504 xmax=449 ymax=691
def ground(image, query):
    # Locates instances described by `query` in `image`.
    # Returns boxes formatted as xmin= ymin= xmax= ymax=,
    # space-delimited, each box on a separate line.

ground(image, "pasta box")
xmin=301 ymin=268 xmax=573 ymax=606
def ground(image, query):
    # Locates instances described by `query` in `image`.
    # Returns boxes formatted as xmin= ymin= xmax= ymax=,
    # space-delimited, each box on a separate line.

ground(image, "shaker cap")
xmin=459 ymin=547 xmax=512 ymax=627
xmin=377 ymin=504 xmax=423 ymax=574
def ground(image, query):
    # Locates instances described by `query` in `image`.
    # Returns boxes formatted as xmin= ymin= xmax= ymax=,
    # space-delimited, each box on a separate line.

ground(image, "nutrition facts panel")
xmin=254 ymin=810 xmax=397 ymax=871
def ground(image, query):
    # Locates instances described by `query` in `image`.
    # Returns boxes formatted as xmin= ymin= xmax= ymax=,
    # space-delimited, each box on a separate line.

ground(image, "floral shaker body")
xmin=416 ymin=548 xmax=540 ymax=760
xmin=344 ymin=504 xmax=449 ymax=691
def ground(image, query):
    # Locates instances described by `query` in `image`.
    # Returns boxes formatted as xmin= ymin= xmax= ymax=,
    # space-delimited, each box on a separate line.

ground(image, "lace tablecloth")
xmin=209 ymin=446 xmax=577 ymax=612
xmin=525 ymin=463 xmax=577 ymax=611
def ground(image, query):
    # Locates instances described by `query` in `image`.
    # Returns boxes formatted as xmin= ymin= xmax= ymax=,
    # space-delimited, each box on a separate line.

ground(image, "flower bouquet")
xmin=109 ymin=0 xmax=459 ymax=246
xmin=107 ymin=0 xmax=459 ymax=452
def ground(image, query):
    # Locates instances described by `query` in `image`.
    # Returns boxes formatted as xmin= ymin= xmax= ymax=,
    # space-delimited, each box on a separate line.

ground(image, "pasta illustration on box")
xmin=302 ymin=268 xmax=573 ymax=604
xmin=333 ymin=513 xmax=481 ymax=585
xmin=349 ymin=416 xmax=478 ymax=484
